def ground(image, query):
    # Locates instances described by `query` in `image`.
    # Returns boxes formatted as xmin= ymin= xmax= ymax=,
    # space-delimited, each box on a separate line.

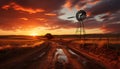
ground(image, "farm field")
xmin=0 ymin=0 xmax=120 ymax=69
xmin=0 ymin=35 xmax=120 ymax=69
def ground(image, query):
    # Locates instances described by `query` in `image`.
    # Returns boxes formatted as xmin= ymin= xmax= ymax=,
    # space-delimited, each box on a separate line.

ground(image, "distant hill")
xmin=0 ymin=34 xmax=120 ymax=39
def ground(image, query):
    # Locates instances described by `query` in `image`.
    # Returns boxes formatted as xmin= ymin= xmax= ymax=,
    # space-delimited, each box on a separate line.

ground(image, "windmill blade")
xmin=67 ymin=16 xmax=75 ymax=19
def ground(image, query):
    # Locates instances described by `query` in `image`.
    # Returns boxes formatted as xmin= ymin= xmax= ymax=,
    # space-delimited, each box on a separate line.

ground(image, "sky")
xmin=0 ymin=0 xmax=120 ymax=35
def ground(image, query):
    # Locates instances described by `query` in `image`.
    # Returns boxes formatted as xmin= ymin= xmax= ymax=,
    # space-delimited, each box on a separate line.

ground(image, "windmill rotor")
xmin=76 ymin=10 xmax=86 ymax=21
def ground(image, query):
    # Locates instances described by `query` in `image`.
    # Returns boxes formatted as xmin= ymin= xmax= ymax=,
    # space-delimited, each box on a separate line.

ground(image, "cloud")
xmin=36 ymin=15 xmax=76 ymax=30
xmin=0 ymin=0 xmax=12 ymax=7
xmin=1 ymin=4 xmax=10 ymax=10
xmin=20 ymin=17 xmax=29 ymax=21
xmin=64 ymin=0 xmax=80 ymax=8
xmin=101 ymin=23 xmax=120 ymax=33
xmin=14 ymin=0 xmax=66 ymax=12
xmin=0 ymin=0 xmax=120 ymax=34
xmin=64 ymin=0 xmax=120 ymax=33
xmin=36 ymin=18 xmax=46 ymax=21
xmin=64 ymin=0 xmax=120 ymax=16
xmin=0 ymin=0 xmax=66 ymax=31
xmin=64 ymin=0 xmax=100 ymax=10
xmin=45 ymin=13 xmax=57 ymax=16
xmin=86 ymin=0 xmax=120 ymax=15
xmin=2 ymin=2 xmax=45 ymax=14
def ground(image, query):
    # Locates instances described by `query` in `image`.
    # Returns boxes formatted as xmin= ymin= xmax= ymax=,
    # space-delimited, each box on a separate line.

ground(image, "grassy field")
xmin=0 ymin=36 xmax=45 ymax=64
xmin=0 ymin=34 xmax=119 ymax=69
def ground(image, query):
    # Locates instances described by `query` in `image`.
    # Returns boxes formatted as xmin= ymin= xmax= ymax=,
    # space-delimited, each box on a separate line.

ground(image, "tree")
xmin=45 ymin=33 xmax=54 ymax=40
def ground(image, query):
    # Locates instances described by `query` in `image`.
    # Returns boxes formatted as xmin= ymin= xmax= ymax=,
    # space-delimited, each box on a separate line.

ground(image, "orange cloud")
xmin=45 ymin=13 xmax=57 ymax=16
xmin=1 ymin=5 xmax=10 ymax=10
xmin=37 ymin=18 xmax=45 ymax=21
xmin=20 ymin=18 xmax=28 ymax=21
xmin=36 ymin=18 xmax=48 ymax=22
xmin=2 ymin=2 xmax=45 ymax=14
xmin=87 ymin=12 xmax=92 ymax=17
xmin=64 ymin=0 xmax=72 ymax=8
xmin=88 ymin=0 xmax=100 ymax=5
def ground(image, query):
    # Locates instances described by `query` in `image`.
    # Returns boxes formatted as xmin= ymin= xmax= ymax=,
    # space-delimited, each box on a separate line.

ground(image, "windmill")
xmin=68 ymin=10 xmax=87 ymax=39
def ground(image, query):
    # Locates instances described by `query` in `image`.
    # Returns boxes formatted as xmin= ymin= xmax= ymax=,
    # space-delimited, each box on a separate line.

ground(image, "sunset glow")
xmin=0 ymin=1 xmax=119 ymax=69
xmin=0 ymin=0 xmax=119 ymax=35
xmin=30 ymin=33 xmax=38 ymax=36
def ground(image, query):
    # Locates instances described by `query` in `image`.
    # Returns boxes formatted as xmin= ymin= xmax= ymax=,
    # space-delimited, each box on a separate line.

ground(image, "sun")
xmin=30 ymin=33 xmax=38 ymax=36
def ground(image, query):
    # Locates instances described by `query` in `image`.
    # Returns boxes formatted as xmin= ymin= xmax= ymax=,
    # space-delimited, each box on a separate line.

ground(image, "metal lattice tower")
xmin=68 ymin=10 xmax=87 ymax=38
xmin=76 ymin=10 xmax=86 ymax=38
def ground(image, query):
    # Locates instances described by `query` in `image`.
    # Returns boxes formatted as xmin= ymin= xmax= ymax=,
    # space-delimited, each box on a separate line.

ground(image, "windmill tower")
xmin=76 ymin=10 xmax=86 ymax=39
xmin=68 ymin=10 xmax=87 ymax=39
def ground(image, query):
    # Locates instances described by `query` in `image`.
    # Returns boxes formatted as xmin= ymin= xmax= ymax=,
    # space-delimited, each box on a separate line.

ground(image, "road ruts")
xmin=54 ymin=40 xmax=107 ymax=69
xmin=0 ymin=41 xmax=51 ymax=69
xmin=52 ymin=42 xmax=84 ymax=69
xmin=0 ymin=40 xmax=107 ymax=69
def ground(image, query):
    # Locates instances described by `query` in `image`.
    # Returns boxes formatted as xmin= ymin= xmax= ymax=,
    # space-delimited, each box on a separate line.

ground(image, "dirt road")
xmin=0 ymin=40 xmax=107 ymax=69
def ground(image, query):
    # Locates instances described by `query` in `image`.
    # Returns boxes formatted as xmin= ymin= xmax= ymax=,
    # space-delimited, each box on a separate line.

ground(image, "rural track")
xmin=53 ymin=40 xmax=107 ymax=69
xmin=0 ymin=40 xmax=107 ymax=69
xmin=0 ymin=41 xmax=51 ymax=69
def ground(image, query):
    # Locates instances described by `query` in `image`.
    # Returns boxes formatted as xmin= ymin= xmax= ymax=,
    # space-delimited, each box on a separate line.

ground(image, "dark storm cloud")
xmin=0 ymin=0 xmax=12 ymax=7
xmin=101 ymin=11 xmax=120 ymax=33
xmin=108 ymin=11 xmax=120 ymax=23
xmin=74 ymin=0 xmax=120 ymax=33
xmin=100 ymin=11 xmax=120 ymax=25
xmin=85 ymin=10 xmax=120 ymax=33
xmin=14 ymin=0 xmax=66 ymax=12
xmin=86 ymin=0 xmax=120 ymax=15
